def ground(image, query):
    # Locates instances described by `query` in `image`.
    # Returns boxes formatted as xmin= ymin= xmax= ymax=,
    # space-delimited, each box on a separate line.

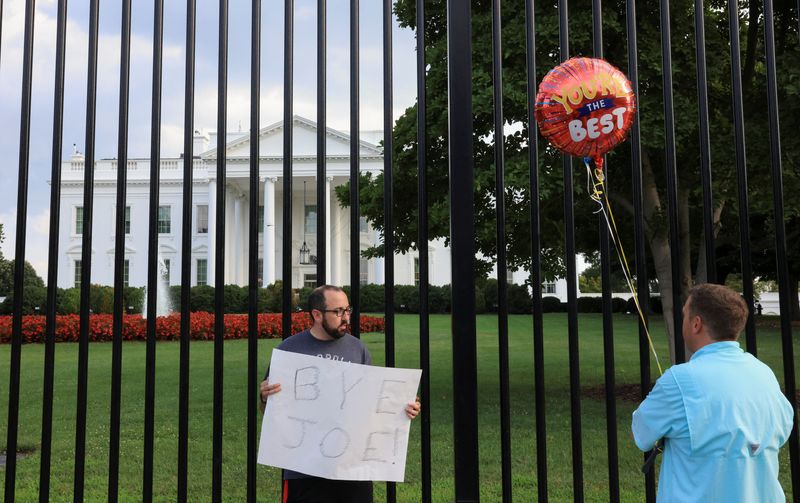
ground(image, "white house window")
xmin=197 ymin=205 xmax=208 ymax=233
xmin=197 ymin=259 xmax=207 ymax=286
xmin=305 ymin=205 xmax=317 ymax=234
xmin=258 ymin=205 xmax=264 ymax=232
xmin=414 ymin=258 xmax=420 ymax=286
xmin=304 ymin=273 xmax=317 ymax=288
xmin=542 ymin=282 xmax=556 ymax=294
xmin=158 ymin=206 xmax=171 ymax=234
xmin=359 ymin=216 xmax=369 ymax=234
xmin=360 ymin=258 xmax=369 ymax=285
xmin=123 ymin=259 xmax=130 ymax=287
xmin=75 ymin=206 xmax=84 ymax=235
xmin=74 ymin=260 xmax=82 ymax=288
xmin=258 ymin=258 xmax=263 ymax=285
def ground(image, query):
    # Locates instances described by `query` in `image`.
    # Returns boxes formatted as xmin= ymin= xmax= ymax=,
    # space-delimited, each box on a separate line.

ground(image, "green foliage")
xmin=57 ymin=287 xmax=81 ymax=314
xmin=223 ymin=285 xmax=248 ymax=313
xmin=507 ymin=283 xmax=533 ymax=314
xmin=394 ymin=285 xmax=420 ymax=313
xmin=541 ymin=296 xmax=563 ymax=313
xmin=428 ymin=284 xmax=451 ymax=313
xmin=0 ymin=259 xmax=45 ymax=297
xmin=123 ymin=287 xmax=144 ymax=313
xmin=0 ymin=286 xmax=47 ymax=314
xmin=474 ymin=287 xmax=486 ymax=314
xmin=359 ymin=284 xmax=385 ymax=313
xmin=625 ymin=296 xmax=663 ymax=314
xmin=89 ymin=285 xmax=115 ymax=314
xmin=259 ymin=281 xmax=283 ymax=313
xmin=190 ymin=285 xmax=215 ymax=312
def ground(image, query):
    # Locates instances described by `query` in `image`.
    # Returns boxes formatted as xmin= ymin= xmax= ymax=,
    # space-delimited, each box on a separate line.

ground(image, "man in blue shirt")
xmin=632 ymin=283 xmax=795 ymax=502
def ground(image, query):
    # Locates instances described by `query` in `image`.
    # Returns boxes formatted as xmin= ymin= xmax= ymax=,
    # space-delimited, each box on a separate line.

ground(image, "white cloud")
xmin=0 ymin=207 xmax=51 ymax=281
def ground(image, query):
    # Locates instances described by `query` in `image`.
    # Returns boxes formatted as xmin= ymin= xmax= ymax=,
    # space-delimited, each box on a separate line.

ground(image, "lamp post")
xmin=299 ymin=180 xmax=311 ymax=265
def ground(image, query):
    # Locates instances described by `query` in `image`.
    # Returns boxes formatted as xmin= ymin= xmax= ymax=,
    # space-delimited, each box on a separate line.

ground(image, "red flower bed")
xmin=0 ymin=313 xmax=385 ymax=344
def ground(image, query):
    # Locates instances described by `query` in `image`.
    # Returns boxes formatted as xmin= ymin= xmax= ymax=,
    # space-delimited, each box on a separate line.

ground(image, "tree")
xmin=338 ymin=0 xmax=800 ymax=360
xmin=0 ymin=259 xmax=45 ymax=297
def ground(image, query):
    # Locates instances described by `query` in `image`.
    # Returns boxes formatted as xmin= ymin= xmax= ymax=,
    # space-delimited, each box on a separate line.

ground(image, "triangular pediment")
xmin=202 ymin=116 xmax=382 ymax=160
xmin=105 ymin=245 xmax=137 ymax=255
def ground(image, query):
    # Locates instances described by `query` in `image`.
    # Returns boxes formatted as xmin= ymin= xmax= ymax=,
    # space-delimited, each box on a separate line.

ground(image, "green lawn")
xmin=0 ymin=314 xmax=796 ymax=502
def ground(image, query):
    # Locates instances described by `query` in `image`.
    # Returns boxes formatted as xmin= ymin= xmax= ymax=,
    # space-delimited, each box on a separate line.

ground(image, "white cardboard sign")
xmin=257 ymin=349 xmax=422 ymax=482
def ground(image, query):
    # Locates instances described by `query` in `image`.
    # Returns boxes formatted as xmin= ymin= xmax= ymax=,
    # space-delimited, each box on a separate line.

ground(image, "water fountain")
xmin=141 ymin=255 xmax=173 ymax=318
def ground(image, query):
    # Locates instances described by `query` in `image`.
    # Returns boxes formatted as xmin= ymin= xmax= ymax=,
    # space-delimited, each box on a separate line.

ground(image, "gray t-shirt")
xmin=275 ymin=329 xmax=372 ymax=366
xmin=266 ymin=329 xmax=373 ymax=479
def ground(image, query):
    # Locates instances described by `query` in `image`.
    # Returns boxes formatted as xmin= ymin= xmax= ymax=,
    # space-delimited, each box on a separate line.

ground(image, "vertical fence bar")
xmin=658 ymin=0 xmax=685 ymax=365
xmin=447 ymin=1 xmax=479 ymax=501
xmin=762 ymin=0 xmax=800 ymax=494
xmin=39 ymin=1 xmax=68 ymax=501
xmin=415 ymin=1 xmax=432 ymax=500
xmin=4 ymin=1 xmax=35 ymax=500
xmin=598 ymin=177 xmax=619 ymax=503
xmin=382 ymin=0 xmax=396 ymax=500
xmin=247 ymin=0 xmax=261 ymax=500
xmin=693 ymin=0 xmax=715 ymax=283
xmin=490 ymin=0 xmax=512 ymax=500
xmin=589 ymin=5 xmax=620 ymax=502
xmin=178 ymin=0 xmax=196 ymax=500
xmin=143 ymin=2 xmax=164 ymax=500
xmin=556 ymin=0 xmax=583 ymax=499
xmin=350 ymin=0 xmax=360 ymax=337
xmin=624 ymin=0 xmax=655 ymax=498
xmin=316 ymin=0 xmax=326 ymax=285
xmin=73 ymin=1 xmax=100 ymax=499
xmin=626 ymin=0 xmax=656 ymax=498
xmin=108 ymin=0 xmax=132 ymax=500
xmin=726 ymin=0 xmax=756 ymax=355
xmin=212 ymin=0 xmax=229 ymax=499
xmin=0 ymin=0 xmax=3 ymax=65
xmin=524 ymin=1 xmax=547 ymax=499
xmin=282 ymin=0 xmax=293 ymax=340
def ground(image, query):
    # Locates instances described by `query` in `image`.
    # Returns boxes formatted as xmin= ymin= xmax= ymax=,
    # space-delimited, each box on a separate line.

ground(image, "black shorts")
xmin=284 ymin=478 xmax=373 ymax=503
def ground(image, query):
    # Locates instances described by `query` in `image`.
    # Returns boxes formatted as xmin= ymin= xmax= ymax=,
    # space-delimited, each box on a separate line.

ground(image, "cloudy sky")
xmin=0 ymin=0 xmax=419 ymax=280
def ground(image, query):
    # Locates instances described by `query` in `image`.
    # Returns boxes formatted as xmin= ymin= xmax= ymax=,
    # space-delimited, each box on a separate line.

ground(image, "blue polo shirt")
xmin=632 ymin=341 xmax=795 ymax=502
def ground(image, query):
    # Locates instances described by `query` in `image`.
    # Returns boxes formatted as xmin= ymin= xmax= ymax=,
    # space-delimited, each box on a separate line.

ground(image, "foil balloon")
xmin=535 ymin=57 xmax=636 ymax=167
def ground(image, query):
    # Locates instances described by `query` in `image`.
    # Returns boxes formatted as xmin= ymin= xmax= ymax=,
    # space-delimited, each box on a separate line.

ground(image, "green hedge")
xmin=0 ymin=281 xmax=663 ymax=316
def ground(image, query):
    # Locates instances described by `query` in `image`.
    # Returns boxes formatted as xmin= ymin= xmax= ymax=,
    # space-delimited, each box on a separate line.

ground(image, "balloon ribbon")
xmin=584 ymin=158 xmax=666 ymax=474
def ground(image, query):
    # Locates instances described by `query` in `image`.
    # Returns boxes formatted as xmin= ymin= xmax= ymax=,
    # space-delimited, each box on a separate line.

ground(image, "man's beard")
xmin=322 ymin=317 xmax=348 ymax=339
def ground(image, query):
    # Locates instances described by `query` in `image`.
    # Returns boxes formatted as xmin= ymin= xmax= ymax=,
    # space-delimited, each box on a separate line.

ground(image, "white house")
xmin=56 ymin=116 xmax=568 ymax=300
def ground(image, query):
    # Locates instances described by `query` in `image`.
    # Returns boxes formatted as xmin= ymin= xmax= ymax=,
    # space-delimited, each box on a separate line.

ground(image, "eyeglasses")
xmin=319 ymin=306 xmax=353 ymax=318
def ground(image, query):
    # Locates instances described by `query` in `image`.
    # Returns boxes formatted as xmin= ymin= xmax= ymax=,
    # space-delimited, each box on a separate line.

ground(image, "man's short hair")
xmin=687 ymin=283 xmax=749 ymax=340
xmin=308 ymin=285 xmax=345 ymax=313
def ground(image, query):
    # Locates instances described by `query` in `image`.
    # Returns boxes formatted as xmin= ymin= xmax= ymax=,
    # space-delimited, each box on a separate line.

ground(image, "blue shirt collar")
xmin=690 ymin=340 xmax=741 ymax=360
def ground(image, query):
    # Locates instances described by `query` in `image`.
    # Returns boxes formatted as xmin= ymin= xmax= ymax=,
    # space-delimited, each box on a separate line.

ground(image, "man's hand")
xmin=406 ymin=397 xmax=421 ymax=420
xmin=260 ymin=379 xmax=281 ymax=410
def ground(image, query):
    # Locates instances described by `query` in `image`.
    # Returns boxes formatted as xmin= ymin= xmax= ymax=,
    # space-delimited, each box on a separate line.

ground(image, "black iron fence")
xmin=2 ymin=0 xmax=798 ymax=502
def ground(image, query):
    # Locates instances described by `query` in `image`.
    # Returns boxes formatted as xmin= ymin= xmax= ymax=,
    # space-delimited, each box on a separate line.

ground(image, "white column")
xmin=264 ymin=177 xmax=276 ymax=286
xmin=207 ymin=179 xmax=216 ymax=286
xmin=373 ymin=227 xmax=384 ymax=285
xmin=325 ymin=176 xmax=333 ymax=285
xmin=225 ymin=187 xmax=234 ymax=283
xmin=330 ymin=180 xmax=339 ymax=286
xmin=234 ymin=195 xmax=242 ymax=284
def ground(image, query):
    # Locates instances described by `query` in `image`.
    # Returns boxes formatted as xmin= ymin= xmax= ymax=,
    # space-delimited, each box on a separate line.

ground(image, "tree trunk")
xmin=650 ymin=233 xmax=678 ymax=363
xmin=639 ymin=152 xmax=690 ymax=364
xmin=695 ymin=204 xmax=725 ymax=284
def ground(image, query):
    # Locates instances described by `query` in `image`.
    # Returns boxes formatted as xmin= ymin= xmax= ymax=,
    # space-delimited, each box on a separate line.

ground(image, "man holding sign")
xmin=260 ymin=285 xmax=421 ymax=503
